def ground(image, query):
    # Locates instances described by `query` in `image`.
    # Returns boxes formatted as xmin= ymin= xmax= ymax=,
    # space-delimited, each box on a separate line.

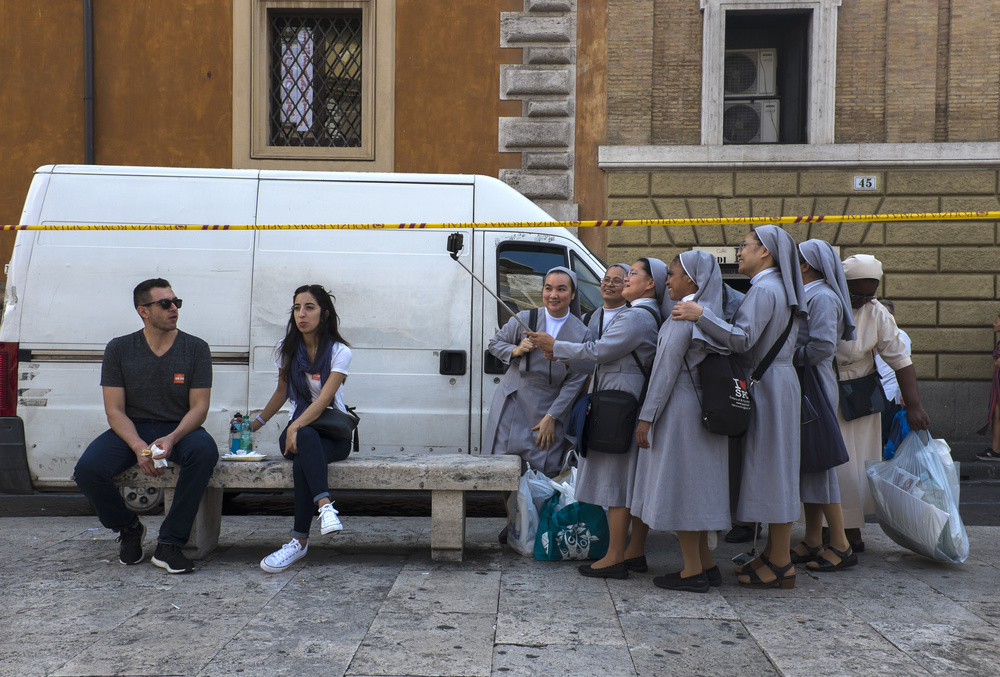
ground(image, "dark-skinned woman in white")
xmin=673 ymin=226 xmax=805 ymax=589
xmin=529 ymin=258 xmax=665 ymax=579
xmin=836 ymin=254 xmax=930 ymax=552
xmin=632 ymin=249 xmax=729 ymax=593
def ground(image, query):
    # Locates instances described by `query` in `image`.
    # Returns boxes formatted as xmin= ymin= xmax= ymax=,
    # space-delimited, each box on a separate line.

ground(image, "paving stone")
xmin=493 ymin=643 xmax=638 ymax=676
xmin=348 ymin=610 xmax=496 ymax=677
xmin=382 ymin=569 xmax=500 ymax=614
xmin=621 ymin=616 xmax=779 ymax=677
xmin=51 ymin=611 xmax=253 ymax=676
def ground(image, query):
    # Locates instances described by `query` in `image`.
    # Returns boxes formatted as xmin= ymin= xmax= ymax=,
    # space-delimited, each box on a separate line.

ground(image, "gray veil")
xmin=754 ymin=225 xmax=807 ymax=318
xmin=799 ymin=239 xmax=856 ymax=341
xmin=679 ymin=250 xmax=725 ymax=319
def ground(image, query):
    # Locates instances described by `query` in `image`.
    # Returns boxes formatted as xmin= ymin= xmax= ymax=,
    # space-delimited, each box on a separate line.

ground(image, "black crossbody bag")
xmin=684 ymin=312 xmax=794 ymax=437
xmin=582 ymin=304 xmax=661 ymax=455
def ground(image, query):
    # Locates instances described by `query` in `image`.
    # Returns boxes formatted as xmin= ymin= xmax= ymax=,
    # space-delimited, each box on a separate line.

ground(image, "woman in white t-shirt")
xmin=251 ymin=284 xmax=353 ymax=573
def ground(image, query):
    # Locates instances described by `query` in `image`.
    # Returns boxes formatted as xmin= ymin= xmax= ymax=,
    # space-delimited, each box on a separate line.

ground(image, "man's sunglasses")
xmin=141 ymin=298 xmax=183 ymax=310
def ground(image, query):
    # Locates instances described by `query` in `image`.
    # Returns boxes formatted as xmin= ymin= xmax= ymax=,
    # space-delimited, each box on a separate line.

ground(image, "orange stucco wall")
xmin=393 ymin=0 xmax=524 ymax=176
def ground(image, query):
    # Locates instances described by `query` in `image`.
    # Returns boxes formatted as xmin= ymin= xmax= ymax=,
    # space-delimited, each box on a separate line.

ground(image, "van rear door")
xmin=15 ymin=167 xmax=257 ymax=486
xmin=253 ymin=175 xmax=476 ymax=454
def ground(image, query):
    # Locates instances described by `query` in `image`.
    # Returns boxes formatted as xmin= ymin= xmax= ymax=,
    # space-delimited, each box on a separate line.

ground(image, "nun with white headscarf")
xmin=673 ymin=225 xmax=805 ymax=590
xmin=485 ymin=266 xmax=589 ymax=479
xmin=790 ymin=239 xmax=858 ymax=572
xmin=631 ymin=249 xmax=729 ymax=594
xmin=529 ymin=257 xmax=665 ymax=580
xmin=835 ymin=254 xmax=929 ymax=553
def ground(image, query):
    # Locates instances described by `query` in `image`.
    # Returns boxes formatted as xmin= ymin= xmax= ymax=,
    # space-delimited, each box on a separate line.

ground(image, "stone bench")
xmin=114 ymin=453 xmax=520 ymax=562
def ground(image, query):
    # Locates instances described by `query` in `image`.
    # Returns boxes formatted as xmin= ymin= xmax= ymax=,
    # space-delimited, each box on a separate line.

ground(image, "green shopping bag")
xmin=533 ymin=491 xmax=610 ymax=561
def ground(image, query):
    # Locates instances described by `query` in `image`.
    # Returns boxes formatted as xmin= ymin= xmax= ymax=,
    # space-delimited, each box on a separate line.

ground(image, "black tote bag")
xmin=799 ymin=364 xmax=849 ymax=473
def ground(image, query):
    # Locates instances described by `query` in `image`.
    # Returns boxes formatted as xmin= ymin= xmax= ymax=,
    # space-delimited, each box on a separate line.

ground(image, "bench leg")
xmin=163 ymin=486 xmax=223 ymax=560
xmin=430 ymin=489 xmax=466 ymax=562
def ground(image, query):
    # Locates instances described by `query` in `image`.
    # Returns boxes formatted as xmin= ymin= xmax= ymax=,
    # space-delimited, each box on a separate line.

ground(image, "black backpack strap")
xmin=749 ymin=312 xmax=795 ymax=386
xmin=524 ymin=307 xmax=538 ymax=372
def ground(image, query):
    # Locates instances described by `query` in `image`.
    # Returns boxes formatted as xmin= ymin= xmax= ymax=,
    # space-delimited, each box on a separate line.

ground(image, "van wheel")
xmin=119 ymin=486 xmax=164 ymax=514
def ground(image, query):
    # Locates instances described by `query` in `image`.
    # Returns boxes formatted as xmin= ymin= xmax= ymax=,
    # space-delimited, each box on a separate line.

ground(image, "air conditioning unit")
xmin=724 ymin=48 xmax=777 ymax=97
xmin=723 ymin=100 xmax=780 ymax=144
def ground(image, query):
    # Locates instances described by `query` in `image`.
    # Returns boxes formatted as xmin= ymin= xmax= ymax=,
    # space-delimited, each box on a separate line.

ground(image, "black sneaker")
xmin=151 ymin=543 xmax=195 ymax=574
xmin=116 ymin=520 xmax=146 ymax=565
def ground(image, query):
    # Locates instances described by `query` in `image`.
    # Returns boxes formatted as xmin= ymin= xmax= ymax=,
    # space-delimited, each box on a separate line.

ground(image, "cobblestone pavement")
xmin=1 ymin=515 xmax=999 ymax=677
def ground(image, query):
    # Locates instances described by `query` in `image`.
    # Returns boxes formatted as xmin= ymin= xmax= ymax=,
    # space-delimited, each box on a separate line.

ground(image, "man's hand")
xmin=135 ymin=445 xmax=163 ymax=477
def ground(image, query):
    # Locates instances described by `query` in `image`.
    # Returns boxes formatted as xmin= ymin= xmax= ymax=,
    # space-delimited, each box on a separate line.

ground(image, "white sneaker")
xmin=260 ymin=538 xmax=307 ymax=573
xmin=319 ymin=503 xmax=343 ymax=535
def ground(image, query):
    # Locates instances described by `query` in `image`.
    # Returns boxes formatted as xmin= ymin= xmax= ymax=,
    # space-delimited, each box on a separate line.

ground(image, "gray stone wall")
xmin=499 ymin=0 xmax=578 ymax=220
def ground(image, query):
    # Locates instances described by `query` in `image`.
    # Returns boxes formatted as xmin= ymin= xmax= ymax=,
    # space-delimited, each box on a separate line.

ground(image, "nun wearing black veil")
xmin=528 ymin=257 xmax=665 ymax=579
xmin=485 ymin=266 xmax=589 ymax=478
xmin=631 ymin=249 xmax=730 ymax=593
xmin=673 ymin=225 xmax=806 ymax=589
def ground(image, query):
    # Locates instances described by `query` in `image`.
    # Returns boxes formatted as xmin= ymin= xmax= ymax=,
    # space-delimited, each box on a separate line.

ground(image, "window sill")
xmin=598 ymin=142 xmax=1000 ymax=170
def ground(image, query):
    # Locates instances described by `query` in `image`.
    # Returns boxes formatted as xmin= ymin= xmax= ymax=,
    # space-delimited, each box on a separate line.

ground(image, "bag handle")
xmin=749 ymin=313 xmax=794 ymax=387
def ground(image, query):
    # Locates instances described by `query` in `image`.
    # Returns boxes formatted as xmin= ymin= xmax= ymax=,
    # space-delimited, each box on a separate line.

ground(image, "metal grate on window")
xmin=268 ymin=11 xmax=363 ymax=147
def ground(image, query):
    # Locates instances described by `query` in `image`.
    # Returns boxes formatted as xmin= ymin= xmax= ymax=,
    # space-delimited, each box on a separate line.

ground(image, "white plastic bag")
xmin=866 ymin=430 xmax=969 ymax=563
xmin=506 ymin=466 xmax=554 ymax=556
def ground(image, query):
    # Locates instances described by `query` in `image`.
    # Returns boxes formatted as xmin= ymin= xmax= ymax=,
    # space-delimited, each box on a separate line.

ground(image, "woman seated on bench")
xmin=251 ymin=284 xmax=353 ymax=573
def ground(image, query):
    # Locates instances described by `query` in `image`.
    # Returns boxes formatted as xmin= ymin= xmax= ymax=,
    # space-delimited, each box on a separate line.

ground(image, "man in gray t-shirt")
xmin=74 ymin=278 xmax=218 ymax=574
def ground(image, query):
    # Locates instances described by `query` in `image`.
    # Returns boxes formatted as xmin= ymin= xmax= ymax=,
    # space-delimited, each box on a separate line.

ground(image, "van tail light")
xmin=0 ymin=342 xmax=18 ymax=416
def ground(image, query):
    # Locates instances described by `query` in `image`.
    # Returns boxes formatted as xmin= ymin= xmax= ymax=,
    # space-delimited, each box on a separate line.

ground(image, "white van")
xmin=0 ymin=164 xmax=607 ymax=499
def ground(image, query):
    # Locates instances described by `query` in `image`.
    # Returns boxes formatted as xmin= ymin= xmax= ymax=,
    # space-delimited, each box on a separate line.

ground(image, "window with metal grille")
xmin=268 ymin=11 xmax=363 ymax=147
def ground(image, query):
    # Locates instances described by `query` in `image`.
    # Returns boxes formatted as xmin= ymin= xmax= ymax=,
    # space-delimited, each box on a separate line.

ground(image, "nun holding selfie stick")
xmin=673 ymin=225 xmax=805 ymax=589
xmin=483 ymin=266 xmax=589 ymax=477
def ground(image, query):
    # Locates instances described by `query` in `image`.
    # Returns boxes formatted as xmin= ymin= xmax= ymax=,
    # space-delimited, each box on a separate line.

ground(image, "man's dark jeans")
xmin=74 ymin=420 xmax=218 ymax=546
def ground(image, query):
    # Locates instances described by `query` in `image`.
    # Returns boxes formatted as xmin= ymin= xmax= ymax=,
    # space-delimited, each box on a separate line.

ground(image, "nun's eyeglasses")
xmin=850 ymin=292 xmax=876 ymax=303
xmin=600 ymin=277 xmax=625 ymax=287
xmin=736 ymin=242 xmax=760 ymax=253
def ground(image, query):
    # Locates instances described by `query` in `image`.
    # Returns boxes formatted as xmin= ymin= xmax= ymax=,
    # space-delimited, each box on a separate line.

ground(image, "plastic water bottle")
xmin=239 ymin=417 xmax=253 ymax=453
xmin=230 ymin=414 xmax=242 ymax=455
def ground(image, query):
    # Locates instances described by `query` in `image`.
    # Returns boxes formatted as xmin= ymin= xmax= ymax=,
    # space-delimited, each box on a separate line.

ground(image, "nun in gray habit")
xmin=792 ymin=239 xmax=859 ymax=572
xmin=485 ymin=266 xmax=589 ymax=477
xmin=631 ymin=250 xmax=729 ymax=593
xmin=673 ymin=225 xmax=805 ymax=589
xmin=528 ymin=257 xmax=664 ymax=579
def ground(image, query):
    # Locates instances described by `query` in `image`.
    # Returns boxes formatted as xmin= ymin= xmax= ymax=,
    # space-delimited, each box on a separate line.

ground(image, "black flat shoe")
xmin=498 ymin=526 xmax=508 ymax=545
xmin=623 ymin=555 xmax=648 ymax=572
xmin=578 ymin=561 xmax=628 ymax=579
xmin=703 ymin=565 xmax=722 ymax=587
xmin=724 ymin=524 xmax=761 ymax=543
xmin=653 ymin=571 xmax=710 ymax=593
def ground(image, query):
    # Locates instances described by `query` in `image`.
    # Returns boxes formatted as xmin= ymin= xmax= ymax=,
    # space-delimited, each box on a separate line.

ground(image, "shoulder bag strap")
xmin=524 ymin=307 xmax=538 ymax=372
xmin=749 ymin=312 xmax=794 ymax=386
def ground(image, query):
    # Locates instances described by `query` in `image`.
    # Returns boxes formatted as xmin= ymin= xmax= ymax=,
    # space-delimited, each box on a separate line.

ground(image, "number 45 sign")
xmin=854 ymin=176 xmax=877 ymax=191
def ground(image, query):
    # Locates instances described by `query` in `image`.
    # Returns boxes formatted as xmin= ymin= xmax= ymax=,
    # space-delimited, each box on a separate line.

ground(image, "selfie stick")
xmin=446 ymin=232 xmax=532 ymax=332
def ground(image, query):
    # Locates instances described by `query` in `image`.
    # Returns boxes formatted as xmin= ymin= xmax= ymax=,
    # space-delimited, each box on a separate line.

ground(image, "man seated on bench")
xmin=74 ymin=278 xmax=218 ymax=574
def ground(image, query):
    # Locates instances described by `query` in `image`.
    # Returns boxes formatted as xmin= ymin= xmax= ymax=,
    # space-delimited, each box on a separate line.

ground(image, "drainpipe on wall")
xmin=84 ymin=0 xmax=95 ymax=164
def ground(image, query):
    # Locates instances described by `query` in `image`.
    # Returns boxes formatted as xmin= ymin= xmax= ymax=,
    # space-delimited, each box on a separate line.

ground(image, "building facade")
xmin=591 ymin=0 xmax=1000 ymax=452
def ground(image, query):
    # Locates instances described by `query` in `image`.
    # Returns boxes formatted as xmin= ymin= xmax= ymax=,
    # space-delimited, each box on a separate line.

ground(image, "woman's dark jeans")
xmin=279 ymin=425 xmax=351 ymax=537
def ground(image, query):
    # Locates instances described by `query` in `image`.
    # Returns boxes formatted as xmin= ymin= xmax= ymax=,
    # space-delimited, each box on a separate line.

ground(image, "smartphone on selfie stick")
xmin=730 ymin=522 xmax=761 ymax=567
xmin=447 ymin=232 xmax=532 ymax=332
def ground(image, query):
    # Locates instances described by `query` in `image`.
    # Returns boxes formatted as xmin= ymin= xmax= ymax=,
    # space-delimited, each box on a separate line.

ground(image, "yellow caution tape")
xmin=3 ymin=210 xmax=1000 ymax=230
